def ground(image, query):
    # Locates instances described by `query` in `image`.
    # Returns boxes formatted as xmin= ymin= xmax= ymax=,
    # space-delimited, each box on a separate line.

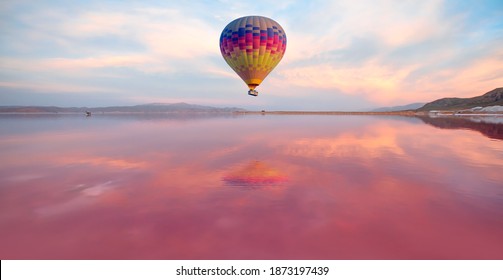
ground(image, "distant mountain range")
xmin=2 ymin=88 xmax=502 ymax=114
xmin=417 ymin=88 xmax=503 ymax=111
xmin=372 ymin=102 xmax=425 ymax=112
xmin=0 ymin=103 xmax=245 ymax=113
xmin=370 ymin=88 xmax=503 ymax=112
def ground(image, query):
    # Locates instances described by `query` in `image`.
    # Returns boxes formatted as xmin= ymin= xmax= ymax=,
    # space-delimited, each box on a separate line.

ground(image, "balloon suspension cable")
xmin=248 ymin=89 xmax=259 ymax=96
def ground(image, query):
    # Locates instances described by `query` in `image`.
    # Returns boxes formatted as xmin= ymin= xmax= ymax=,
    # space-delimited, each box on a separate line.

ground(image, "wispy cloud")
xmin=0 ymin=0 xmax=502 ymax=108
xmin=276 ymin=0 xmax=503 ymax=104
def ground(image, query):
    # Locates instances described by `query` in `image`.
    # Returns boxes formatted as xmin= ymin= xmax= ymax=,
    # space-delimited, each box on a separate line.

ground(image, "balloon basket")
xmin=248 ymin=90 xmax=259 ymax=96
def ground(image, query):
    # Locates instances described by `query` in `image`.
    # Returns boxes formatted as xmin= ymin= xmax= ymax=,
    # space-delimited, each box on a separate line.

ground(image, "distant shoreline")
xmin=237 ymin=110 xmax=503 ymax=116
xmin=1 ymin=110 xmax=502 ymax=116
xmin=237 ymin=110 xmax=419 ymax=116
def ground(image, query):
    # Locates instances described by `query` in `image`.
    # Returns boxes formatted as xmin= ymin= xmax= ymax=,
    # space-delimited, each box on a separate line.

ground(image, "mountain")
xmin=0 ymin=103 xmax=245 ymax=113
xmin=372 ymin=102 xmax=425 ymax=112
xmin=417 ymin=88 xmax=503 ymax=111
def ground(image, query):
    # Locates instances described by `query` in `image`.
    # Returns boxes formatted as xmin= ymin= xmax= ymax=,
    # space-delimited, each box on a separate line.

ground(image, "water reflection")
xmin=223 ymin=161 xmax=288 ymax=187
xmin=0 ymin=114 xmax=502 ymax=259
xmin=418 ymin=115 xmax=503 ymax=140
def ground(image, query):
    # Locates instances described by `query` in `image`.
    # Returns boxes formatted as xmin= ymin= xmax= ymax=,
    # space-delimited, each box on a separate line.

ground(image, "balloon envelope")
xmin=219 ymin=16 xmax=287 ymax=93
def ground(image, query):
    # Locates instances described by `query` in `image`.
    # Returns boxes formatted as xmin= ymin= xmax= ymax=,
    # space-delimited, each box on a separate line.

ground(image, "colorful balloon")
xmin=219 ymin=16 xmax=287 ymax=96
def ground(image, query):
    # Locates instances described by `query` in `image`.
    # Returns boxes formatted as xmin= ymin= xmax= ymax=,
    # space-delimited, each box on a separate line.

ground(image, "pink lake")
xmin=0 ymin=114 xmax=502 ymax=259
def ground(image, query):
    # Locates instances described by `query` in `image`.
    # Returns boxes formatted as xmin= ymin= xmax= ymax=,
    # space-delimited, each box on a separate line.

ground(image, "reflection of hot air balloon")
xmin=223 ymin=161 xmax=288 ymax=186
xmin=219 ymin=16 xmax=287 ymax=96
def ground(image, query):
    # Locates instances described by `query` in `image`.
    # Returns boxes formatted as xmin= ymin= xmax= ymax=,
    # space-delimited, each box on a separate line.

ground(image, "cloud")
xmin=1 ymin=6 xmax=220 ymax=71
xmin=275 ymin=0 xmax=503 ymax=104
xmin=0 ymin=0 xmax=502 ymax=108
xmin=0 ymin=81 xmax=119 ymax=94
xmin=0 ymin=3 xmax=230 ymax=104
xmin=282 ymin=124 xmax=405 ymax=159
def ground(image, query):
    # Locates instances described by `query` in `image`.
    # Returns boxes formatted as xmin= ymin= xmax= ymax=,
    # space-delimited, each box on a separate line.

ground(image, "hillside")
xmin=0 ymin=103 xmax=245 ymax=113
xmin=417 ymin=88 xmax=503 ymax=111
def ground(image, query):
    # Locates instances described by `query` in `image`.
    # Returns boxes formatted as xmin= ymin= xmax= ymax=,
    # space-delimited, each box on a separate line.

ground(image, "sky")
xmin=0 ymin=0 xmax=502 ymax=110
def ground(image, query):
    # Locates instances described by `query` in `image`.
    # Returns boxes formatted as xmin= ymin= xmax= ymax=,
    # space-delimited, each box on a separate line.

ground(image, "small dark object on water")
xmin=86 ymin=111 xmax=91 ymax=116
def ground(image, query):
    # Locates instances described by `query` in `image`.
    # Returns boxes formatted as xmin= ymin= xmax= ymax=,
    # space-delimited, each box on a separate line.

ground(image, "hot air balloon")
xmin=219 ymin=16 xmax=287 ymax=96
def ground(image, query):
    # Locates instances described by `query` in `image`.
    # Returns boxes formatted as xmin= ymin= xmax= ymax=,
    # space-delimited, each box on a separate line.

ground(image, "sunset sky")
xmin=1 ymin=0 xmax=502 ymax=110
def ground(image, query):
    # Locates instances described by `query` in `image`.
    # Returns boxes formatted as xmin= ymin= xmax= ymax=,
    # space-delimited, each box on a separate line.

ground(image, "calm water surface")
xmin=1 ymin=114 xmax=502 ymax=259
